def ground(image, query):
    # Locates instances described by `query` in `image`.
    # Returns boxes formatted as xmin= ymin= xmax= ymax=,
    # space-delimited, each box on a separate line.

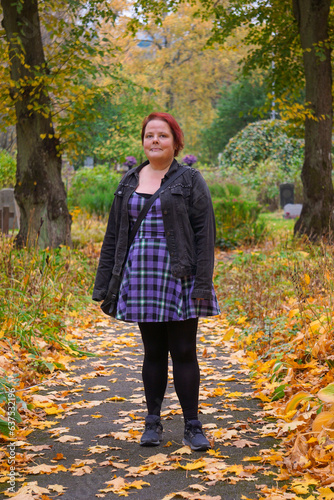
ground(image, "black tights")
xmin=138 ymin=318 xmax=200 ymax=421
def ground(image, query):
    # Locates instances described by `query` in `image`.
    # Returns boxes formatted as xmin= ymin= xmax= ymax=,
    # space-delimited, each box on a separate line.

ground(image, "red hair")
xmin=141 ymin=112 xmax=184 ymax=157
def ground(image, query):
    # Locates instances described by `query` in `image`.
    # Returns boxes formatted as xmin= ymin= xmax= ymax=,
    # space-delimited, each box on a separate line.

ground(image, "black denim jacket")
xmin=92 ymin=158 xmax=216 ymax=302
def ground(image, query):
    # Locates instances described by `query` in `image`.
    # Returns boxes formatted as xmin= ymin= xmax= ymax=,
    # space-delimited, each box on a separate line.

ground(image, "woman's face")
xmin=143 ymin=119 xmax=175 ymax=165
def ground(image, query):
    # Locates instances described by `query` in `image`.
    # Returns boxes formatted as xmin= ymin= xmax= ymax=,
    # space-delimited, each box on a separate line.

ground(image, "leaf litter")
xmin=1 ymin=241 xmax=334 ymax=499
xmin=1 ymin=308 xmax=283 ymax=499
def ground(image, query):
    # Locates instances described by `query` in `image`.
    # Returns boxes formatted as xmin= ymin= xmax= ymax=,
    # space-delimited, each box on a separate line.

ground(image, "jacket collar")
xmin=133 ymin=158 xmax=180 ymax=179
xmin=164 ymin=158 xmax=179 ymax=178
xmin=134 ymin=160 xmax=149 ymax=176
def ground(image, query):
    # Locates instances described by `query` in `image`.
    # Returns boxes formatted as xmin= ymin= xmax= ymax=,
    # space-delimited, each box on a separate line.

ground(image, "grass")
xmin=259 ymin=211 xmax=296 ymax=236
xmin=71 ymin=207 xmax=106 ymax=247
xmin=0 ymin=236 xmax=98 ymax=376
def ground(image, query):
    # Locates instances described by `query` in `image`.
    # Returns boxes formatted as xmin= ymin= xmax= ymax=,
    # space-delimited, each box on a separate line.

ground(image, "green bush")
xmin=213 ymin=197 xmax=266 ymax=249
xmin=208 ymin=182 xmax=242 ymax=200
xmin=68 ymin=165 xmax=121 ymax=216
xmin=219 ymin=120 xmax=304 ymax=209
xmin=0 ymin=150 xmax=16 ymax=189
xmin=220 ymin=157 xmax=303 ymax=210
xmin=220 ymin=119 xmax=304 ymax=171
xmin=208 ymin=183 xmax=228 ymax=199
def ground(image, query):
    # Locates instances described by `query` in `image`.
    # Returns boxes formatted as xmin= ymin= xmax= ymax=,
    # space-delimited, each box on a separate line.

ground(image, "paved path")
xmin=3 ymin=317 xmax=282 ymax=500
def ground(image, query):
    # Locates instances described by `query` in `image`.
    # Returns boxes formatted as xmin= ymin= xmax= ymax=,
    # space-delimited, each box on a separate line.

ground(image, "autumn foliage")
xmin=216 ymin=231 xmax=334 ymax=497
xmin=0 ymin=214 xmax=334 ymax=498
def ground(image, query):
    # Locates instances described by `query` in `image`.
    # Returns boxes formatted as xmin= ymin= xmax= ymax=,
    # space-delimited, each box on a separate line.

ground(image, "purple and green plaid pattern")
xmin=116 ymin=192 xmax=220 ymax=323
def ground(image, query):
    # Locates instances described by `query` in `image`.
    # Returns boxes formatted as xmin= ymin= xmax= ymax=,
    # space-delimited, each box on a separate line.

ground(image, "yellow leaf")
xmin=40 ymin=133 xmax=46 ymax=139
xmin=25 ymin=464 xmax=57 ymax=474
xmin=307 ymin=437 xmax=318 ymax=444
xmin=285 ymin=392 xmax=312 ymax=414
xmin=289 ymin=308 xmax=300 ymax=319
xmin=309 ymin=319 xmax=321 ymax=333
xmin=292 ymin=484 xmax=310 ymax=494
xmin=55 ymin=464 xmax=67 ymax=472
xmin=106 ymin=396 xmax=126 ymax=402
xmin=222 ymin=328 xmax=234 ymax=341
xmin=178 ymin=459 xmax=207 ymax=470
xmin=237 ymin=316 xmax=247 ymax=325
xmin=256 ymin=392 xmax=271 ymax=402
xmin=227 ymin=464 xmax=244 ymax=475
xmin=290 ymin=474 xmax=318 ymax=491
xmin=56 ymin=435 xmax=81 ymax=443
xmin=101 ymin=477 xmax=150 ymax=494
xmin=318 ymin=487 xmax=334 ymax=500
xmin=44 ymin=405 xmax=65 ymax=415
xmin=303 ymin=273 xmax=311 ymax=285
xmin=298 ymin=251 xmax=309 ymax=257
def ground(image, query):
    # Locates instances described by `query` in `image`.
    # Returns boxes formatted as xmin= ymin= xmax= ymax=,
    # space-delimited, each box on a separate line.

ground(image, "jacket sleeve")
xmin=188 ymin=171 xmax=216 ymax=300
xmin=92 ymin=200 xmax=117 ymax=301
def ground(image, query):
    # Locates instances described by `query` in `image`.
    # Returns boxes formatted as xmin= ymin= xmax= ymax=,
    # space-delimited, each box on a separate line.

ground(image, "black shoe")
xmin=140 ymin=415 xmax=163 ymax=446
xmin=183 ymin=419 xmax=211 ymax=451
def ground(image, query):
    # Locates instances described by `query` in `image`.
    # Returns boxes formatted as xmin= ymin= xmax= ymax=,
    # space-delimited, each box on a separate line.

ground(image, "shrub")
xmin=220 ymin=119 xmax=304 ymax=172
xmin=220 ymin=158 xmax=303 ymax=210
xmin=213 ymin=197 xmax=266 ymax=249
xmin=219 ymin=120 xmax=304 ymax=209
xmin=208 ymin=183 xmax=228 ymax=199
xmin=68 ymin=165 xmax=121 ymax=216
xmin=208 ymin=182 xmax=242 ymax=200
xmin=0 ymin=150 xmax=16 ymax=189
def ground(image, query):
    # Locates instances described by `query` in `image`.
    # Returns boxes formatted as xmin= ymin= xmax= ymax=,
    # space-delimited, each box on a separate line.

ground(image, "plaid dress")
xmin=115 ymin=192 xmax=220 ymax=323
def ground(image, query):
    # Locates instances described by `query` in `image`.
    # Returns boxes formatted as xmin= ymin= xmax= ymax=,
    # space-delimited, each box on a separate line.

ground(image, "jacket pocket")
xmin=171 ymin=185 xmax=190 ymax=214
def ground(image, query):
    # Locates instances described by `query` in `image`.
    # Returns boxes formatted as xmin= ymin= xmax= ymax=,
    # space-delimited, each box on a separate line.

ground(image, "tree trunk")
xmin=1 ymin=0 xmax=72 ymax=248
xmin=292 ymin=0 xmax=334 ymax=240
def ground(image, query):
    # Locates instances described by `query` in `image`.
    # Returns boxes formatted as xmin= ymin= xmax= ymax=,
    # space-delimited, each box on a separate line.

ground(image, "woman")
xmin=93 ymin=112 xmax=220 ymax=451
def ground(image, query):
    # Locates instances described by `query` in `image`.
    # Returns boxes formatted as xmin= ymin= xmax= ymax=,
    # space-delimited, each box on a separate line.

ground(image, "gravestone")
xmin=280 ymin=183 xmax=294 ymax=208
xmin=84 ymin=156 xmax=94 ymax=168
xmin=283 ymin=203 xmax=303 ymax=219
xmin=0 ymin=188 xmax=20 ymax=234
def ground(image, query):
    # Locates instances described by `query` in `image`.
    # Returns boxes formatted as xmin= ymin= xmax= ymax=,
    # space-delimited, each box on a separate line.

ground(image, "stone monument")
xmin=283 ymin=203 xmax=303 ymax=219
xmin=279 ymin=183 xmax=294 ymax=209
xmin=0 ymin=188 xmax=20 ymax=234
